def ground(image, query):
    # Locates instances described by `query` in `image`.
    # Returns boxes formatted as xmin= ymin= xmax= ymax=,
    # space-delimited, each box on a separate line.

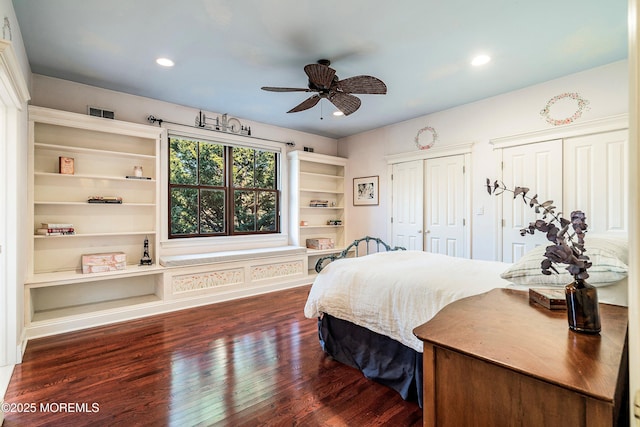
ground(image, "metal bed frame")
xmin=314 ymin=236 xmax=406 ymax=273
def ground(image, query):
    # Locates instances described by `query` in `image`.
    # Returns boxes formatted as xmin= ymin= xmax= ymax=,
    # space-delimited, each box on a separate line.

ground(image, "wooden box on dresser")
xmin=26 ymin=106 xmax=164 ymax=338
xmin=413 ymin=288 xmax=628 ymax=427
xmin=288 ymin=150 xmax=347 ymax=274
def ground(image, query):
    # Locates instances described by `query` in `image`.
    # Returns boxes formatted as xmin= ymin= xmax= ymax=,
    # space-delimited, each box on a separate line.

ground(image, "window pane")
xmin=200 ymin=189 xmax=225 ymax=233
xmin=234 ymin=190 xmax=256 ymax=232
xmin=199 ymin=142 xmax=224 ymax=186
xmin=233 ymin=147 xmax=254 ymax=188
xmin=168 ymin=135 xmax=280 ymax=238
xmin=170 ymin=187 xmax=198 ymax=234
xmin=255 ymin=151 xmax=276 ymax=188
xmin=257 ymin=191 xmax=277 ymax=231
xmin=169 ymin=138 xmax=197 ymax=185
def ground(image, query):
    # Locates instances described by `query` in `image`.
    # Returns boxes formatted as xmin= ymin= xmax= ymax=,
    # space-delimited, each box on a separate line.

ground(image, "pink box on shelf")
xmin=306 ymin=238 xmax=335 ymax=250
xmin=82 ymin=252 xmax=126 ymax=273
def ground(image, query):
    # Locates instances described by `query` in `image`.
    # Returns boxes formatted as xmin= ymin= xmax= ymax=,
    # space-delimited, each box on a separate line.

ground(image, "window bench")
xmin=160 ymin=246 xmax=310 ymax=300
xmin=159 ymin=245 xmax=308 ymax=267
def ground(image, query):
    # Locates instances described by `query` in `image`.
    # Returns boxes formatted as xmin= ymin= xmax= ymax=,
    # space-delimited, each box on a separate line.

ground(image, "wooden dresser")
xmin=413 ymin=288 xmax=628 ymax=427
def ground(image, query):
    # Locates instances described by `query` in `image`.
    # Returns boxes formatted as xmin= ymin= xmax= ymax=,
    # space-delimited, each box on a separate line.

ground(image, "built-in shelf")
xmin=34 ymin=201 xmax=155 ymax=206
xmin=26 ymin=264 xmax=164 ymax=287
xmin=306 ymin=247 xmax=349 ymax=256
xmin=31 ymin=294 xmax=162 ymax=323
xmin=300 ymin=171 xmax=344 ymax=179
xmin=288 ymin=151 xmax=347 ymax=269
xmin=300 ymin=188 xmax=343 ymax=193
xmin=34 ymin=230 xmax=156 ymax=239
xmin=34 ymin=142 xmax=156 ymax=160
xmin=27 ymin=106 xmax=164 ymax=330
xmin=35 ymin=171 xmax=156 ymax=182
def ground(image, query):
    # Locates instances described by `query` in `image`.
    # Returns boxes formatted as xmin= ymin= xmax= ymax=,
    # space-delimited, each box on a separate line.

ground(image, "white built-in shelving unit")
xmin=288 ymin=150 xmax=347 ymax=273
xmin=26 ymin=106 xmax=164 ymax=330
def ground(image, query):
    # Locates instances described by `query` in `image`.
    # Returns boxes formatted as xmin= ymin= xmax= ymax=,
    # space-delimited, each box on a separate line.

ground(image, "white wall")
xmin=31 ymin=74 xmax=339 ymax=157
xmin=31 ymin=61 xmax=628 ymax=260
xmin=338 ymin=60 xmax=628 ymax=260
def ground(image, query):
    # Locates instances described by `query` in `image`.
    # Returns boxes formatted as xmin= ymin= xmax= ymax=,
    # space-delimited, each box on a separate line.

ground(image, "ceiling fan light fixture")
xmin=471 ymin=54 xmax=491 ymax=67
xmin=333 ymin=111 xmax=344 ymax=117
xmin=156 ymin=57 xmax=175 ymax=67
xmin=262 ymin=59 xmax=386 ymax=116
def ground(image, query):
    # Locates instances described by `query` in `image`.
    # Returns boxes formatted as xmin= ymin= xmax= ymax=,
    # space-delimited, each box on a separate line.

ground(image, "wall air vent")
xmin=88 ymin=106 xmax=115 ymax=119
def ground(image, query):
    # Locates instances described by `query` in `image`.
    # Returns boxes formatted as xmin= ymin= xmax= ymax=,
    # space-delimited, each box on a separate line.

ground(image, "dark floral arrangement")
xmin=487 ymin=179 xmax=591 ymax=280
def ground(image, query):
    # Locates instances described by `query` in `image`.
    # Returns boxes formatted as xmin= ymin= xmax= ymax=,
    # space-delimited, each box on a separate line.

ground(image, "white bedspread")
xmin=304 ymin=250 xmax=513 ymax=352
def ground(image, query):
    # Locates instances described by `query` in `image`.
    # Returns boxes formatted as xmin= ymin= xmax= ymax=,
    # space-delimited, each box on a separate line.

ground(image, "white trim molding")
xmin=627 ymin=0 xmax=640 ymax=422
xmin=0 ymin=40 xmax=29 ymax=109
xmin=385 ymin=142 xmax=474 ymax=164
xmin=490 ymin=114 xmax=628 ymax=148
xmin=0 ymin=39 xmax=30 ymax=414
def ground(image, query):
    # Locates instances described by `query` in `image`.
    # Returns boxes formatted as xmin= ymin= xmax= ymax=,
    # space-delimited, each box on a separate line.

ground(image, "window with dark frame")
xmin=168 ymin=135 xmax=280 ymax=238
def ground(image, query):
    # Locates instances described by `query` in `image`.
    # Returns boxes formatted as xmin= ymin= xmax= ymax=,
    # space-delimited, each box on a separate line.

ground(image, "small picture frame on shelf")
xmin=353 ymin=176 xmax=379 ymax=206
xmin=59 ymin=156 xmax=74 ymax=175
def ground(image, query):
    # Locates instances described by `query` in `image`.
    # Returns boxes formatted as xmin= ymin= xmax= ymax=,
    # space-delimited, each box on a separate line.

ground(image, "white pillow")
xmin=500 ymin=235 xmax=628 ymax=287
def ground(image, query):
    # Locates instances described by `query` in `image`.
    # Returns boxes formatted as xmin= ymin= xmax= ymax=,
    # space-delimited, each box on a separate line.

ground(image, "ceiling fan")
xmin=261 ymin=59 xmax=387 ymax=116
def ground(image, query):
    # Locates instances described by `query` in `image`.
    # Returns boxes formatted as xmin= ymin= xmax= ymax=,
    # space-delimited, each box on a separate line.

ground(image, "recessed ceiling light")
xmin=471 ymin=54 xmax=491 ymax=67
xmin=333 ymin=111 xmax=344 ymax=117
xmin=156 ymin=57 xmax=175 ymax=67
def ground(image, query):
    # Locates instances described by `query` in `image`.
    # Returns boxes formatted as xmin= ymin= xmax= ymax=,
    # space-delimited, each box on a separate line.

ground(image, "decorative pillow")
xmin=500 ymin=235 xmax=628 ymax=287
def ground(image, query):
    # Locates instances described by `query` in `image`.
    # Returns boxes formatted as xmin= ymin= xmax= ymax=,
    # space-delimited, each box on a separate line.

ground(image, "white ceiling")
xmin=12 ymin=0 xmax=628 ymax=139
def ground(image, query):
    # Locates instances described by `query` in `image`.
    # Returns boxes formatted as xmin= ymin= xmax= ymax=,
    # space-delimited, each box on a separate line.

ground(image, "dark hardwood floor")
xmin=3 ymin=285 xmax=422 ymax=426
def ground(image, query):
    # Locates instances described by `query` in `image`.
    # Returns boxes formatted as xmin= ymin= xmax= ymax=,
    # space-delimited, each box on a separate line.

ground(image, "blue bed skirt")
xmin=318 ymin=314 xmax=423 ymax=407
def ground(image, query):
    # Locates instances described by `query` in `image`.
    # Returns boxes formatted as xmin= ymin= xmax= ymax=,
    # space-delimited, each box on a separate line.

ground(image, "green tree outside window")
xmin=169 ymin=136 xmax=279 ymax=238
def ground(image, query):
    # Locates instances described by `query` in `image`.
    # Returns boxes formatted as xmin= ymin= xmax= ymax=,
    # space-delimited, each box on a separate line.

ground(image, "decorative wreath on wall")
xmin=414 ymin=126 xmax=438 ymax=150
xmin=540 ymin=92 xmax=590 ymax=126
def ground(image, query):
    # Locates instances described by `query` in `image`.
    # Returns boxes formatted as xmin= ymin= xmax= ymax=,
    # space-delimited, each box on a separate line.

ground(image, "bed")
xmin=304 ymin=235 xmax=630 ymax=406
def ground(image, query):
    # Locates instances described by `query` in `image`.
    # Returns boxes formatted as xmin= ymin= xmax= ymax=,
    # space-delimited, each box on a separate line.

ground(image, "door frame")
xmin=489 ymin=114 xmax=628 ymax=262
xmin=385 ymin=142 xmax=473 ymax=256
xmin=0 ymin=40 xmax=30 ymax=414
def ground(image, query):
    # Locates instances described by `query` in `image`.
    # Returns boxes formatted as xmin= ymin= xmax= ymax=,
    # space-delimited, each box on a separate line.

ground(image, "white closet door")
xmin=391 ymin=160 xmax=423 ymax=250
xmin=501 ymin=140 xmax=563 ymax=262
xmin=563 ymin=130 xmax=628 ymax=236
xmin=425 ymin=155 xmax=466 ymax=257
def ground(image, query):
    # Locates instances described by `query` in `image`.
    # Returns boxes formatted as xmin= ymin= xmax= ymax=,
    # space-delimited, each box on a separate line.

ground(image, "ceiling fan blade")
xmin=304 ymin=63 xmax=336 ymax=89
xmin=328 ymin=92 xmax=361 ymax=116
xmin=261 ymin=86 xmax=311 ymax=92
xmin=287 ymin=94 xmax=322 ymax=113
xmin=336 ymin=76 xmax=387 ymax=94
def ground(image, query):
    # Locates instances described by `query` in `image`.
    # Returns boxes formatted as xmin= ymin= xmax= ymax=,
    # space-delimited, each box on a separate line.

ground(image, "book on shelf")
xmin=125 ymin=175 xmax=152 ymax=180
xmin=36 ymin=228 xmax=75 ymax=236
xmin=41 ymin=222 xmax=73 ymax=229
xmin=309 ymin=199 xmax=329 ymax=207
xmin=529 ymin=288 xmax=566 ymax=310
xmin=87 ymin=196 xmax=123 ymax=204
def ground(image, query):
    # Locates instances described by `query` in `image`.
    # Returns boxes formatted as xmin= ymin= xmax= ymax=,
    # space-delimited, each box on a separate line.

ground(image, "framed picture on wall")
xmin=353 ymin=176 xmax=379 ymax=206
